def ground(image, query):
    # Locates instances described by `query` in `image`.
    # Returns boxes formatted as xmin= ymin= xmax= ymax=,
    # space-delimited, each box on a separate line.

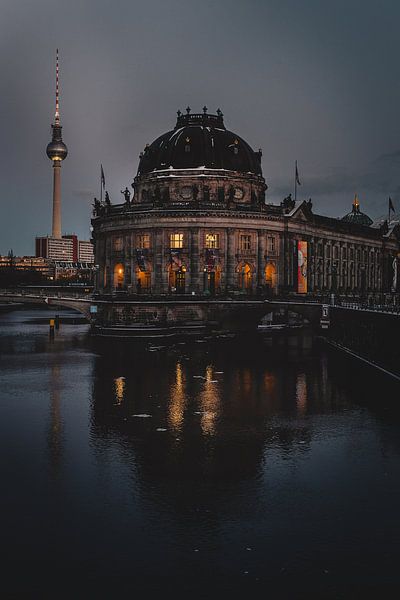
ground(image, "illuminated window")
xmin=205 ymin=233 xmax=219 ymax=249
xmin=137 ymin=234 xmax=150 ymax=249
xmin=114 ymin=237 xmax=123 ymax=251
xmin=170 ymin=233 xmax=184 ymax=249
xmin=240 ymin=235 xmax=251 ymax=251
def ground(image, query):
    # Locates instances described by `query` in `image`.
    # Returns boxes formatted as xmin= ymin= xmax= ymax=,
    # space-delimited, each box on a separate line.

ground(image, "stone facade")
xmin=92 ymin=111 xmax=400 ymax=299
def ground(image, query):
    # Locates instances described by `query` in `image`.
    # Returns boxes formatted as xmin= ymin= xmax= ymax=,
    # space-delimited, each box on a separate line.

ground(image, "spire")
xmin=353 ymin=193 xmax=360 ymax=212
xmin=54 ymin=48 xmax=60 ymax=125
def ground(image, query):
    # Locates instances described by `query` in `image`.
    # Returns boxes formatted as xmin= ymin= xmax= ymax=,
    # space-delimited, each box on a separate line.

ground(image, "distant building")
xmin=35 ymin=236 xmax=74 ymax=261
xmin=35 ymin=235 xmax=94 ymax=263
xmin=78 ymin=240 xmax=94 ymax=262
xmin=0 ymin=255 xmax=54 ymax=279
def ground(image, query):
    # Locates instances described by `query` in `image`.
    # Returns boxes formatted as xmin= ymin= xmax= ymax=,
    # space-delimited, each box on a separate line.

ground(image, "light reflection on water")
xmin=1 ymin=309 xmax=400 ymax=595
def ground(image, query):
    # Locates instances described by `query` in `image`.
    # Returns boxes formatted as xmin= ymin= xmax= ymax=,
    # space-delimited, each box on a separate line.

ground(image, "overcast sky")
xmin=1 ymin=0 xmax=400 ymax=255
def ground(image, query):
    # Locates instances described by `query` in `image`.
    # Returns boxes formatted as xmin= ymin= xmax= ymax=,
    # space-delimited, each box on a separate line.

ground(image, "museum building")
xmin=92 ymin=108 xmax=400 ymax=297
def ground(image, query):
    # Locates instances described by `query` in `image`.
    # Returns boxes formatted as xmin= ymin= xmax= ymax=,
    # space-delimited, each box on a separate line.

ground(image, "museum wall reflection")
xmin=89 ymin=339 xmax=340 ymax=486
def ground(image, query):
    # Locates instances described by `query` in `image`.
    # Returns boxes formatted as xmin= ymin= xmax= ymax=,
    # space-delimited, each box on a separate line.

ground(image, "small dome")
xmin=137 ymin=109 xmax=262 ymax=176
xmin=342 ymin=195 xmax=372 ymax=226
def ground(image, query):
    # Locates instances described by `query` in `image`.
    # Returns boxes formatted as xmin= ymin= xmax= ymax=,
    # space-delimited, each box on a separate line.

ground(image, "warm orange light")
xmin=118 ymin=268 xmax=123 ymax=275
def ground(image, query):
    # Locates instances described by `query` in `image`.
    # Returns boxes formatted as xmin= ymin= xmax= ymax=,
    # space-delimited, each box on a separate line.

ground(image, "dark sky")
xmin=2 ymin=0 xmax=400 ymax=255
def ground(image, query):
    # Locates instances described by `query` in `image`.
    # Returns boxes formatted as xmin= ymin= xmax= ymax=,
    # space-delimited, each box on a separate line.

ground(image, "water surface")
xmin=1 ymin=309 xmax=399 ymax=597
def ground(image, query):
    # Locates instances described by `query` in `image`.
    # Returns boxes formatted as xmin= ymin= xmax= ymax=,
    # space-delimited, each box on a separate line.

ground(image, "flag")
xmin=295 ymin=161 xmax=301 ymax=186
xmin=389 ymin=197 xmax=395 ymax=212
xmin=101 ymin=165 xmax=105 ymax=188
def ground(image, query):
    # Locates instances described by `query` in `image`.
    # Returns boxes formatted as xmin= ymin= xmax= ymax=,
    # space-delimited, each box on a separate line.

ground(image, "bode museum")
xmin=92 ymin=108 xmax=400 ymax=298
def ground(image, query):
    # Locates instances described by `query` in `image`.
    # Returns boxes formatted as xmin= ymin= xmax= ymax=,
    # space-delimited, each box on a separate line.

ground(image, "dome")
xmin=137 ymin=109 xmax=262 ymax=176
xmin=342 ymin=195 xmax=372 ymax=226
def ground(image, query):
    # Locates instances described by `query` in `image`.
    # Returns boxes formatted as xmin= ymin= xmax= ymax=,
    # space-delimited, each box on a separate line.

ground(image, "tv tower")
xmin=46 ymin=49 xmax=68 ymax=239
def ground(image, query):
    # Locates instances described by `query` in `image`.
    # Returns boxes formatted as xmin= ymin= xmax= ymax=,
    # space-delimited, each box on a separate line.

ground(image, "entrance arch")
xmin=237 ymin=262 xmax=253 ymax=293
xmin=203 ymin=265 xmax=221 ymax=295
xmin=135 ymin=268 xmax=151 ymax=293
xmin=265 ymin=262 xmax=277 ymax=293
xmin=168 ymin=265 xmax=186 ymax=294
xmin=114 ymin=263 xmax=124 ymax=289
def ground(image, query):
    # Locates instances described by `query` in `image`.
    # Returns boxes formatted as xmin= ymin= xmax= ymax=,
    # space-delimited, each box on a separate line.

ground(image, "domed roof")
xmin=137 ymin=108 xmax=262 ymax=176
xmin=342 ymin=195 xmax=372 ymax=226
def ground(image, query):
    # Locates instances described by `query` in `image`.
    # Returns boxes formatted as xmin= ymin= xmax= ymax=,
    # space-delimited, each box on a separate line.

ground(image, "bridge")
xmin=1 ymin=289 xmax=399 ymax=377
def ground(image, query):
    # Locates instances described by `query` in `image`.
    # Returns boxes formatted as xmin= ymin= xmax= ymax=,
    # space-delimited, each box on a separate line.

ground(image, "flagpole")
xmin=100 ymin=165 xmax=103 ymax=203
xmin=294 ymin=161 xmax=297 ymax=202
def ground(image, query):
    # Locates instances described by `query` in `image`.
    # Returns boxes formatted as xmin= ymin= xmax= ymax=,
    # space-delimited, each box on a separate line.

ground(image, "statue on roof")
xmin=121 ymin=187 xmax=131 ymax=204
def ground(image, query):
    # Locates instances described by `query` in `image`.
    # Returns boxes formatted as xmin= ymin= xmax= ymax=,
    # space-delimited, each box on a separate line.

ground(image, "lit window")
xmin=240 ymin=235 xmax=251 ymax=251
xmin=137 ymin=234 xmax=150 ymax=249
xmin=170 ymin=233 xmax=184 ymax=249
xmin=205 ymin=233 xmax=219 ymax=249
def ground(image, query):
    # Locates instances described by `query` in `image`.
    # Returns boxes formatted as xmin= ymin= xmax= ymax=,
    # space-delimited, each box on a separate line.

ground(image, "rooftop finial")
xmin=353 ymin=193 xmax=360 ymax=211
xmin=54 ymin=48 xmax=60 ymax=125
xmin=203 ymin=105 xmax=208 ymax=114
xmin=186 ymin=106 xmax=191 ymax=114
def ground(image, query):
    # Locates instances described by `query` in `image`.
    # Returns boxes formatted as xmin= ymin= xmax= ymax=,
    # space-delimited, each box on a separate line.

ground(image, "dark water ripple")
xmin=1 ymin=309 xmax=400 ymax=597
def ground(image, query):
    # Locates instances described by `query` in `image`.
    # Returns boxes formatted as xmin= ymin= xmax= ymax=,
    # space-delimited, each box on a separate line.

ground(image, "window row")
xmin=113 ymin=232 xmax=277 ymax=251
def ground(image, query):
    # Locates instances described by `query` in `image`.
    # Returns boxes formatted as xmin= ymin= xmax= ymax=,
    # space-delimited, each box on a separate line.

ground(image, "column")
xmin=257 ymin=230 xmax=266 ymax=289
xmin=226 ymin=228 xmax=236 ymax=290
xmin=190 ymin=227 xmax=200 ymax=293
xmin=153 ymin=228 xmax=164 ymax=294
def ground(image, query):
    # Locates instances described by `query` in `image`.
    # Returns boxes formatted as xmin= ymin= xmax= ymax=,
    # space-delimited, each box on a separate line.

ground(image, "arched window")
xmin=114 ymin=263 xmax=124 ymax=289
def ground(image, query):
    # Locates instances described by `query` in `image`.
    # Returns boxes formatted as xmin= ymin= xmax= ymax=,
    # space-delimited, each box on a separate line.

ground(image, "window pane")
xmin=170 ymin=233 xmax=183 ymax=248
xmin=205 ymin=233 xmax=219 ymax=249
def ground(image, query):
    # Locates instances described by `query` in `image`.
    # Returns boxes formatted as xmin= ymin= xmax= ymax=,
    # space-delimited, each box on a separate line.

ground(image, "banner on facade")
xmin=297 ymin=241 xmax=308 ymax=293
xmin=392 ymin=256 xmax=398 ymax=292
xmin=135 ymin=249 xmax=147 ymax=272
xmin=205 ymin=248 xmax=218 ymax=270
xmin=169 ymin=250 xmax=182 ymax=268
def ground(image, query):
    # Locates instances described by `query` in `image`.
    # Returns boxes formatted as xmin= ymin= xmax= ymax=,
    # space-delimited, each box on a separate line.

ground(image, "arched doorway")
xmin=169 ymin=265 xmax=186 ymax=294
xmin=238 ymin=263 xmax=253 ymax=293
xmin=135 ymin=268 xmax=151 ymax=293
xmin=203 ymin=266 xmax=221 ymax=295
xmin=114 ymin=263 xmax=124 ymax=289
xmin=265 ymin=262 xmax=277 ymax=294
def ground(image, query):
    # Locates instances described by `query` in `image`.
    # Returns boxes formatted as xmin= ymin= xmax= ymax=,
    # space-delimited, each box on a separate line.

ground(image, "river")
xmin=1 ymin=308 xmax=399 ymax=597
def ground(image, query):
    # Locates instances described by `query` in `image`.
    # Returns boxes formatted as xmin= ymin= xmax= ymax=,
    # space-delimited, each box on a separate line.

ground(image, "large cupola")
xmin=137 ymin=107 xmax=263 ymax=176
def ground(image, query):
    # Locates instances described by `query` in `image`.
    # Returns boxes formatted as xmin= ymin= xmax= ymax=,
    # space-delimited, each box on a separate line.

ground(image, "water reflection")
xmin=47 ymin=363 xmax=63 ymax=477
xmin=168 ymin=361 xmax=186 ymax=432
xmin=89 ymin=337 xmax=334 ymax=484
xmin=199 ymin=365 xmax=221 ymax=436
xmin=3 ymin=311 xmax=400 ymax=594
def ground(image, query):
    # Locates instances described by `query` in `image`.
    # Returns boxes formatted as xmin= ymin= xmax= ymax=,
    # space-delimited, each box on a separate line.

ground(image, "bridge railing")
xmin=337 ymin=301 xmax=400 ymax=315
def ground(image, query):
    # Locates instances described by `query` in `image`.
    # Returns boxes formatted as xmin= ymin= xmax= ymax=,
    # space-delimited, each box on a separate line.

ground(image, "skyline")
xmin=2 ymin=0 xmax=400 ymax=255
